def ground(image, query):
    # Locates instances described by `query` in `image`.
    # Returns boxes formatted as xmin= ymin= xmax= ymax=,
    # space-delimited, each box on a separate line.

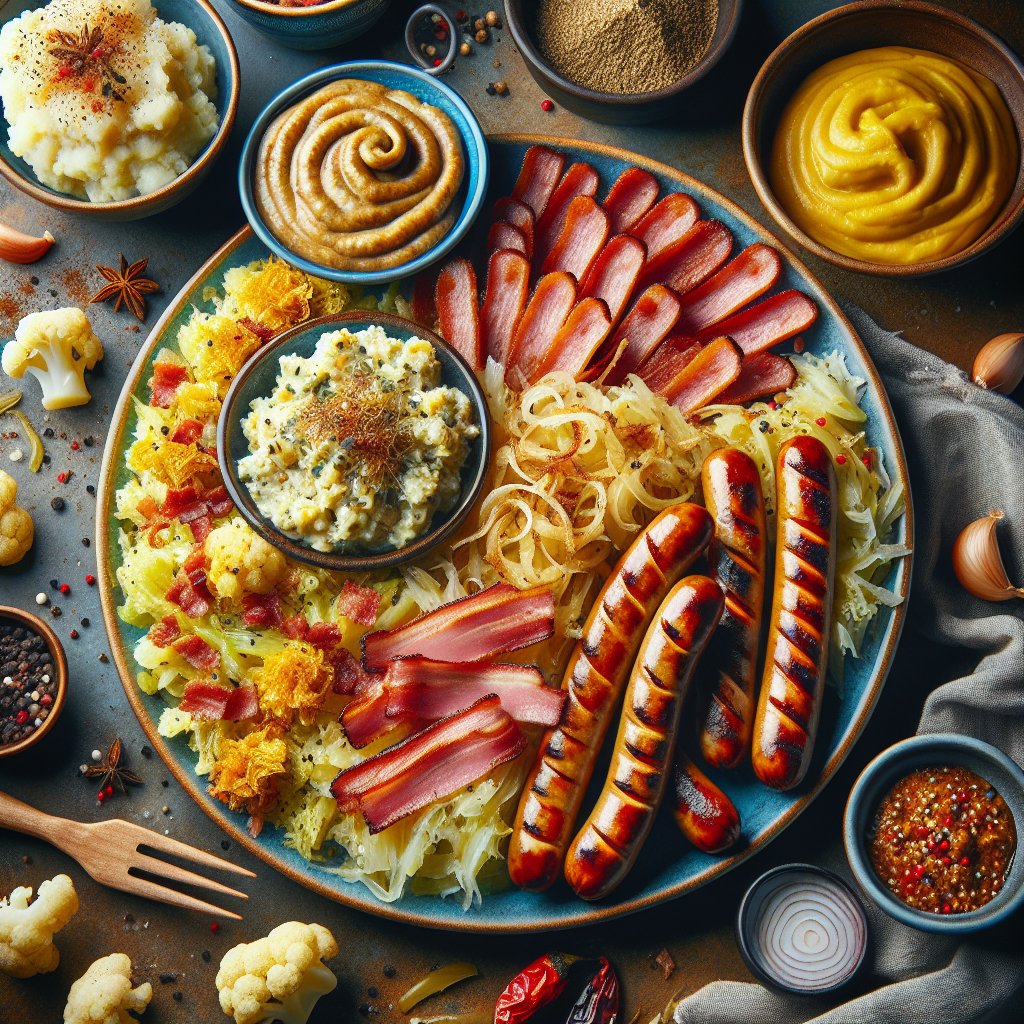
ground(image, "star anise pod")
xmin=90 ymin=254 xmax=160 ymax=322
xmin=79 ymin=737 xmax=143 ymax=793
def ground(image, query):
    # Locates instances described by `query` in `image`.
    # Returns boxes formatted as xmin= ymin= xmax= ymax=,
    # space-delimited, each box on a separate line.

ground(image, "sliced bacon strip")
xmin=435 ymin=259 xmax=482 ymax=371
xmin=629 ymin=193 xmax=700 ymax=259
xmin=699 ymin=290 xmax=818 ymax=355
xmin=540 ymin=196 xmax=609 ymax=282
xmin=331 ymin=695 xmax=526 ymax=833
xmin=512 ymin=145 xmax=565 ymax=220
xmin=637 ymin=219 xmax=733 ymax=295
xmin=150 ymin=360 xmax=189 ymax=408
xmin=242 ymin=593 xmax=282 ymax=629
xmin=636 ymin=334 xmax=701 ymax=394
xmin=148 ymin=615 xmax=181 ymax=649
xmin=188 ymin=515 xmax=212 ymax=544
xmin=309 ymin=621 xmax=343 ymax=650
xmin=603 ymin=167 xmax=660 ymax=233
xmin=170 ymin=419 xmax=204 ymax=446
xmin=166 ymin=565 xmax=212 ymax=619
xmin=161 ymin=486 xmax=202 ymax=519
xmin=384 ymin=658 xmax=564 ymax=727
xmin=580 ymin=234 xmax=647 ymax=326
xmin=180 ymin=680 xmax=259 ymax=722
xmin=493 ymin=197 xmax=536 ymax=261
xmin=715 ymin=352 xmax=798 ymax=404
xmin=675 ymin=243 xmax=782 ymax=335
xmin=487 ymin=221 xmax=528 ymax=257
xmin=532 ymin=298 xmax=612 ymax=382
xmin=206 ymin=486 xmax=233 ymax=518
xmin=361 ymin=583 xmax=555 ymax=672
xmin=505 ymin=272 xmax=577 ymax=388
xmin=337 ymin=581 xmax=381 ymax=628
xmin=535 ymin=161 xmax=600 ymax=264
xmin=601 ymin=284 xmax=682 ymax=384
xmin=173 ymin=633 xmax=220 ymax=671
xmin=340 ymin=682 xmax=397 ymax=749
xmin=411 ymin=269 xmax=438 ymax=327
xmin=662 ymin=336 xmax=743 ymax=412
xmin=482 ymin=248 xmax=531 ymax=366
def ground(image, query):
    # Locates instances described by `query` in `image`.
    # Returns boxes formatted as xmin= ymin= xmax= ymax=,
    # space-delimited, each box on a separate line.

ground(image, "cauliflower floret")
xmin=206 ymin=519 xmax=287 ymax=602
xmin=0 ymin=467 xmax=34 ymax=566
xmin=249 ymin=644 xmax=334 ymax=727
xmin=2 ymin=308 xmax=104 ymax=409
xmin=209 ymin=723 xmax=289 ymax=817
xmin=216 ymin=921 xmax=338 ymax=1024
xmin=63 ymin=952 xmax=152 ymax=1024
xmin=0 ymin=874 xmax=78 ymax=978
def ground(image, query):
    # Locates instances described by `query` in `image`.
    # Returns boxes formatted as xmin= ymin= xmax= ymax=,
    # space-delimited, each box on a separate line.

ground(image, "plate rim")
xmin=96 ymin=132 xmax=915 ymax=933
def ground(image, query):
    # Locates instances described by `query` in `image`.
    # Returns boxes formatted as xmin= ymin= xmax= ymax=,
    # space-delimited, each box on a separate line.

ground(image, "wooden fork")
xmin=0 ymin=790 xmax=256 ymax=919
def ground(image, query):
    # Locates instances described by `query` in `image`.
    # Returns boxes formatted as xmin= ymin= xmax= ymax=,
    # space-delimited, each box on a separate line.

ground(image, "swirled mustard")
xmin=255 ymin=79 xmax=464 ymax=271
xmin=770 ymin=47 xmax=1018 ymax=265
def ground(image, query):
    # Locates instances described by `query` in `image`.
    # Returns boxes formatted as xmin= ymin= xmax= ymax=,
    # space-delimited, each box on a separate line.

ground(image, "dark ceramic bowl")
xmin=0 ymin=606 xmax=68 ymax=758
xmin=742 ymin=0 xmax=1024 ymax=277
xmin=229 ymin=0 xmax=391 ymax=50
xmin=0 ymin=0 xmax=239 ymax=221
xmin=504 ymin=0 xmax=743 ymax=126
xmin=217 ymin=312 xmax=489 ymax=573
xmin=844 ymin=734 xmax=1024 ymax=934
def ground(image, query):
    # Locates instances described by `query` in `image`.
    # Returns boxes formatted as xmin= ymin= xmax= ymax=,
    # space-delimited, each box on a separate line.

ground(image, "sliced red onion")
xmin=739 ymin=867 xmax=867 ymax=993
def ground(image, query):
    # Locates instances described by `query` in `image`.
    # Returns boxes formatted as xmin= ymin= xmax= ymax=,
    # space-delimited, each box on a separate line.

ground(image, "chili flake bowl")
xmin=0 ymin=605 xmax=68 ymax=759
xmin=217 ymin=311 xmax=490 ymax=574
xmin=844 ymin=733 xmax=1024 ymax=934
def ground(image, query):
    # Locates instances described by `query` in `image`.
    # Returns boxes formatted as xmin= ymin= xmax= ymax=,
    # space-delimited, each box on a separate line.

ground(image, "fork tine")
xmin=133 ymin=829 xmax=257 ymax=878
xmin=118 ymin=875 xmax=243 ymax=920
xmin=133 ymin=851 xmax=250 ymax=901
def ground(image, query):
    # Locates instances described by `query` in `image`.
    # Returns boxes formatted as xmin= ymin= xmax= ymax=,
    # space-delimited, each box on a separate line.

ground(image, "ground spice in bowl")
xmin=0 ymin=612 xmax=63 ymax=752
xmin=535 ymin=0 xmax=719 ymax=95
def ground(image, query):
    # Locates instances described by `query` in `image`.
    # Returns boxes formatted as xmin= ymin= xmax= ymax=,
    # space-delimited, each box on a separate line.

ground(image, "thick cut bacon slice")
xmin=636 ymin=334 xmax=701 ymax=394
xmin=535 ymin=161 xmax=600 ymax=263
xmin=512 ymin=146 xmax=565 ymax=219
xmin=384 ymin=658 xmax=565 ymax=727
xmin=700 ymin=290 xmax=818 ymax=355
xmin=150 ymin=360 xmax=189 ymax=408
xmin=482 ymin=249 xmax=531 ymax=366
xmin=715 ymin=352 xmax=798 ymax=404
xmin=603 ymin=167 xmax=660 ymax=233
xmin=663 ymin=336 xmax=743 ymax=411
xmin=337 ymin=581 xmax=381 ymax=627
xmin=411 ymin=269 xmax=438 ymax=327
xmin=580 ymin=234 xmax=647 ymax=326
xmin=505 ymin=272 xmax=577 ymax=388
xmin=487 ymin=221 xmax=528 ymax=257
xmin=242 ymin=593 xmax=282 ymax=629
xmin=532 ymin=298 xmax=612 ymax=382
xmin=173 ymin=633 xmax=220 ymax=671
xmin=435 ymin=259 xmax=482 ymax=371
xmin=601 ymin=284 xmax=682 ymax=384
xmin=180 ymin=680 xmax=259 ymax=722
xmin=341 ymin=682 xmax=396 ymax=748
xmin=637 ymin=219 xmax=733 ymax=295
xmin=362 ymin=583 xmax=555 ymax=672
xmin=675 ymin=243 xmax=782 ymax=335
xmin=539 ymin=195 xmax=610 ymax=282
xmin=147 ymin=615 xmax=181 ymax=649
xmin=331 ymin=695 xmax=527 ymax=833
xmin=493 ymin=197 xmax=536 ymax=261
xmin=629 ymin=193 xmax=700 ymax=259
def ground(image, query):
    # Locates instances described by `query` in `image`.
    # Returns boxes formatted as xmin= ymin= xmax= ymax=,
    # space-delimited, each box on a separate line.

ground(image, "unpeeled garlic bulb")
xmin=973 ymin=333 xmax=1024 ymax=394
xmin=952 ymin=511 xmax=1024 ymax=602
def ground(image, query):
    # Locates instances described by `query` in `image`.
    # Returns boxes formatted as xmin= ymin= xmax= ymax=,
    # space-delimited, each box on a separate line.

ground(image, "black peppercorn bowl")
xmin=844 ymin=734 xmax=1024 ymax=934
xmin=0 ymin=606 xmax=68 ymax=758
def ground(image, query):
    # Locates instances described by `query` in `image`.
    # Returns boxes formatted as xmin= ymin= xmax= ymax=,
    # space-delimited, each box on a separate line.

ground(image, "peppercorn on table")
xmin=1 ymin=1 xmax=1023 ymax=1021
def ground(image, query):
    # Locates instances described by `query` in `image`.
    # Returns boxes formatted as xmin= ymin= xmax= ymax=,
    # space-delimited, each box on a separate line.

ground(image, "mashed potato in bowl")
xmin=0 ymin=0 xmax=219 ymax=202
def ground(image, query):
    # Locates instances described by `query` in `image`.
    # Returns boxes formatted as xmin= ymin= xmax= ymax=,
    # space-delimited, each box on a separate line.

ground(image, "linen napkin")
xmin=671 ymin=307 xmax=1024 ymax=1024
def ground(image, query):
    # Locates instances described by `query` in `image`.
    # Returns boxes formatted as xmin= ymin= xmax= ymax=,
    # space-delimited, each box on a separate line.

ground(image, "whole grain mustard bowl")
xmin=742 ymin=0 xmax=1024 ymax=277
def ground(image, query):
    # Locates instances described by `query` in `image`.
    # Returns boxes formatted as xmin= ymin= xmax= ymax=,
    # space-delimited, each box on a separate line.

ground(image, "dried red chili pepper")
xmin=565 ymin=958 xmax=619 ymax=1024
xmin=494 ymin=952 xmax=581 ymax=1024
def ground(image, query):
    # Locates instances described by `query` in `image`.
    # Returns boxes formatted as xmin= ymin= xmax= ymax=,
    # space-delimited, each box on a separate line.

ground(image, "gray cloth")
xmin=672 ymin=308 xmax=1024 ymax=1024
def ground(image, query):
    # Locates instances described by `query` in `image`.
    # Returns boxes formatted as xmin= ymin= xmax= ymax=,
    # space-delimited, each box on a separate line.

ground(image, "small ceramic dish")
xmin=217 ymin=311 xmax=490 ymax=573
xmin=736 ymin=863 xmax=869 ymax=995
xmin=844 ymin=733 xmax=1024 ymax=934
xmin=0 ymin=0 xmax=239 ymax=222
xmin=742 ymin=0 xmax=1024 ymax=277
xmin=504 ymin=0 xmax=743 ymax=125
xmin=0 ymin=606 xmax=68 ymax=758
xmin=229 ymin=0 xmax=391 ymax=50
xmin=238 ymin=60 xmax=489 ymax=287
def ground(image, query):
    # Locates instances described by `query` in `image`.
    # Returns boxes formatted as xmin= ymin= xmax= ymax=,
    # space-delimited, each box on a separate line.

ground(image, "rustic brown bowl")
xmin=0 ymin=605 xmax=68 ymax=758
xmin=742 ymin=0 xmax=1024 ymax=277
xmin=504 ymin=0 xmax=743 ymax=125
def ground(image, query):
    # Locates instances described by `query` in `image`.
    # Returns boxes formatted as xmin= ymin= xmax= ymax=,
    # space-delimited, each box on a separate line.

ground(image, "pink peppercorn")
xmin=71 ymin=441 xmax=80 ymax=451
xmin=541 ymin=99 xmax=554 ymax=111
xmin=60 ymin=583 xmax=70 ymax=595
xmin=815 ymin=417 xmax=826 ymax=426
xmin=86 ymin=574 xmax=96 ymax=586
xmin=836 ymin=454 xmax=847 ymax=465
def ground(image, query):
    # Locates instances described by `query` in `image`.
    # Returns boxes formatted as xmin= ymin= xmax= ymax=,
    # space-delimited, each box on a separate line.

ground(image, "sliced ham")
xmin=487 ymin=221 xmax=528 ymax=257
xmin=637 ymin=219 xmax=733 ymax=295
xmin=361 ymin=583 xmax=555 ymax=672
xmin=663 ymin=336 xmax=743 ymax=412
xmin=539 ymin=196 xmax=610 ymax=282
xmin=337 ymin=581 xmax=381 ymax=628
xmin=532 ymin=297 xmax=612 ymax=382
xmin=675 ymin=243 xmax=782 ymax=335
xmin=150 ymin=360 xmax=189 ymax=408
xmin=603 ymin=167 xmax=660 ymax=233
xmin=636 ymin=334 xmax=701 ymax=394
xmin=512 ymin=145 xmax=565 ymax=220
xmin=173 ymin=633 xmax=220 ymax=671
xmin=535 ymin=161 xmax=600 ymax=264
xmin=601 ymin=284 xmax=682 ymax=384
xmin=482 ymin=248 xmax=531 ymax=366
xmin=715 ymin=352 xmax=798 ymax=404
xmin=700 ymin=289 xmax=818 ymax=355
xmin=493 ymin=197 xmax=536 ymax=261
xmin=629 ymin=193 xmax=700 ymax=259
xmin=505 ymin=272 xmax=577 ymax=389
xmin=241 ymin=593 xmax=282 ymax=629
xmin=331 ymin=694 xmax=527 ymax=833
xmin=580 ymin=234 xmax=647 ymax=325
xmin=435 ymin=259 xmax=482 ymax=371
xmin=411 ymin=270 xmax=437 ymax=327
xmin=180 ymin=680 xmax=259 ymax=722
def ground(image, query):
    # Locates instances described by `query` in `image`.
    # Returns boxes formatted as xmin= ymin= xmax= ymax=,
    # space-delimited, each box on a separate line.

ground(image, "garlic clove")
xmin=952 ymin=510 xmax=1024 ymax=602
xmin=972 ymin=333 xmax=1024 ymax=394
xmin=0 ymin=220 xmax=55 ymax=265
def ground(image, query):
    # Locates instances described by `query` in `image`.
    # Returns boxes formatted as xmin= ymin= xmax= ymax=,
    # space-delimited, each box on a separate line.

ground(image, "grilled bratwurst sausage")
xmin=697 ymin=448 xmax=767 ymax=770
xmin=508 ymin=503 xmax=714 ymax=891
xmin=565 ymin=575 xmax=723 ymax=900
xmin=752 ymin=435 xmax=837 ymax=791
xmin=671 ymin=752 xmax=741 ymax=854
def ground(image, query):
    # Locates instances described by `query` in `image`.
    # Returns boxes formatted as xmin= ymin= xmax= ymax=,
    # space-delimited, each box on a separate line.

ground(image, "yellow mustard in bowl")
xmin=770 ymin=46 xmax=1018 ymax=265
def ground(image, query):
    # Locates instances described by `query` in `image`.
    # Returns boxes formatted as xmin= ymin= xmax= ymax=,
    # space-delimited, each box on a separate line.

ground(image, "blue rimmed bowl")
xmin=229 ymin=0 xmax=391 ymax=51
xmin=845 ymin=734 xmax=1024 ymax=934
xmin=0 ymin=0 xmax=239 ymax=221
xmin=238 ymin=60 xmax=489 ymax=286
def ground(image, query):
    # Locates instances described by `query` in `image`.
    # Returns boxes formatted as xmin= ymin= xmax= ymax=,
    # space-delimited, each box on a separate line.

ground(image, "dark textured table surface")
xmin=2 ymin=1 xmax=1023 ymax=1021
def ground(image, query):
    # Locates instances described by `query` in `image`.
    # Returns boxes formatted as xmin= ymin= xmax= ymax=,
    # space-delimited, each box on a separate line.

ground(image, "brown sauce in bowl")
xmin=870 ymin=765 xmax=1016 ymax=915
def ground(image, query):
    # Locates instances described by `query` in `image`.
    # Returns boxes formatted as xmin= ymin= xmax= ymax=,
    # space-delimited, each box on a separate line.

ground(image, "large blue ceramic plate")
xmin=98 ymin=135 xmax=914 ymax=932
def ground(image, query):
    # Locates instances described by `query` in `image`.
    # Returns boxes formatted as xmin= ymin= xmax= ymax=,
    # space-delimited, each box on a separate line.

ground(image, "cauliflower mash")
xmin=238 ymin=326 xmax=479 ymax=553
xmin=0 ymin=0 xmax=219 ymax=202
